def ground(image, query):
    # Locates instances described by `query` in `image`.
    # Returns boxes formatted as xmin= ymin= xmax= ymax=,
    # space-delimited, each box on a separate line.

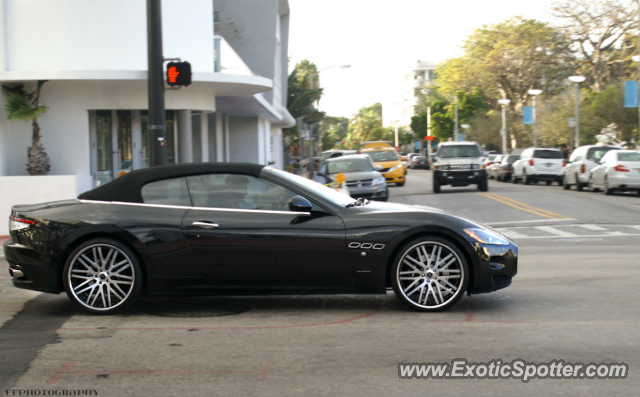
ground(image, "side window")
xmin=186 ymin=174 xmax=299 ymax=211
xmin=569 ymin=149 xmax=582 ymax=162
xmin=141 ymin=177 xmax=192 ymax=206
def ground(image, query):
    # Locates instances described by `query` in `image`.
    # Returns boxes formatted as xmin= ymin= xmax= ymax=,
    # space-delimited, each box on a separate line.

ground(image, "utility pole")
xmin=147 ymin=0 xmax=166 ymax=166
xmin=297 ymin=117 xmax=304 ymax=175
xmin=427 ymin=107 xmax=432 ymax=159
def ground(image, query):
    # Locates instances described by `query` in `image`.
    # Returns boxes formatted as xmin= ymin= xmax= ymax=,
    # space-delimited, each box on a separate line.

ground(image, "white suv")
xmin=512 ymin=148 xmax=565 ymax=185
xmin=563 ymin=145 xmax=622 ymax=191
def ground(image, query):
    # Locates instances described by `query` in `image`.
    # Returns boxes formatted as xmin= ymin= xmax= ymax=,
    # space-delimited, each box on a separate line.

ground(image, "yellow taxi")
xmin=361 ymin=141 xmax=406 ymax=186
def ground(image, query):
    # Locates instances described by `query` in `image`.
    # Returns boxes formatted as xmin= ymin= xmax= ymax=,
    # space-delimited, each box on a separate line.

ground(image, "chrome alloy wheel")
xmin=396 ymin=241 xmax=465 ymax=310
xmin=67 ymin=244 xmax=135 ymax=311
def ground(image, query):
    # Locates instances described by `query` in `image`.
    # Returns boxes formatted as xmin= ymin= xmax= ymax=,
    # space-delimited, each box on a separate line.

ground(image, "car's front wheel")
xmin=391 ymin=237 xmax=469 ymax=312
xmin=63 ymin=238 xmax=143 ymax=314
xmin=478 ymin=176 xmax=488 ymax=192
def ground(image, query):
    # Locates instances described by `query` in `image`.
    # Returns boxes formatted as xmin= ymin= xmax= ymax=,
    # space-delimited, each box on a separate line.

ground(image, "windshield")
xmin=618 ymin=152 xmax=640 ymax=162
xmin=264 ymin=167 xmax=355 ymax=207
xmin=320 ymin=153 xmax=333 ymax=161
xmin=365 ymin=150 xmax=398 ymax=162
xmin=533 ymin=150 xmax=563 ymax=159
xmin=327 ymin=158 xmax=373 ymax=174
xmin=587 ymin=147 xmax=620 ymax=161
xmin=506 ymin=155 xmax=520 ymax=163
xmin=439 ymin=145 xmax=481 ymax=158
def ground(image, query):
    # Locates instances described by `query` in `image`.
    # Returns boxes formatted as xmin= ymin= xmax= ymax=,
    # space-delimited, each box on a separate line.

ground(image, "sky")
xmin=288 ymin=0 xmax=558 ymax=123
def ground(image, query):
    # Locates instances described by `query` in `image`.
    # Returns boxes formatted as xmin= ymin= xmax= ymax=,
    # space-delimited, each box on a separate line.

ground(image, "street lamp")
xmin=422 ymin=89 xmax=459 ymax=141
xmin=460 ymin=124 xmax=470 ymax=141
xmin=498 ymin=99 xmax=510 ymax=154
xmin=568 ymin=76 xmax=586 ymax=149
xmin=528 ymin=89 xmax=543 ymax=147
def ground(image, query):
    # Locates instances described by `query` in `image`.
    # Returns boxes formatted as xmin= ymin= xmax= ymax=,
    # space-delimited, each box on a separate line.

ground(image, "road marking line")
xmin=483 ymin=193 xmax=573 ymax=219
xmin=485 ymin=219 xmax=576 ymax=225
xmin=578 ymin=225 xmax=608 ymax=231
xmin=477 ymin=193 xmax=559 ymax=219
xmin=534 ymin=226 xmax=579 ymax=237
xmin=496 ymin=228 xmax=530 ymax=239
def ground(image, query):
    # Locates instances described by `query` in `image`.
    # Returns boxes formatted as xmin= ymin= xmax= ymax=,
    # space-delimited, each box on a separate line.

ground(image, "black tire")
xmin=546 ymin=180 xmax=552 ymax=186
xmin=433 ymin=176 xmax=441 ymax=193
xmin=391 ymin=236 xmax=469 ymax=312
xmin=478 ymin=176 xmax=488 ymax=192
xmin=588 ymin=176 xmax=600 ymax=192
xmin=512 ymin=173 xmax=518 ymax=184
xmin=604 ymin=177 xmax=614 ymax=196
xmin=396 ymin=179 xmax=405 ymax=187
xmin=524 ymin=171 xmax=531 ymax=185
xmin=576 ymin=173 xmax=584 ymax=191
xmin=63 ymin=238 xmax=143 ymax=315
xmin=563 ymin=176 xmax=570 ymax=190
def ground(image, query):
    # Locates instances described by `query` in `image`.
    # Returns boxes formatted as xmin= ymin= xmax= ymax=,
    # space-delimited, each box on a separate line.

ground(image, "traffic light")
xmin=166 ymin=61 xmax=192 ymax=87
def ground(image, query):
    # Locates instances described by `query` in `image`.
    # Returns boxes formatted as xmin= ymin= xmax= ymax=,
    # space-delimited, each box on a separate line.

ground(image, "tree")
xmin=348 ymin=103 xmax=384 ymax=142
xmin=4 ymin=80 xmax=51 ymax=175
xmin=437 ymin=18 xmax=572 ymax=113
xmin=551 ymin=0 xmax=638 ymax=92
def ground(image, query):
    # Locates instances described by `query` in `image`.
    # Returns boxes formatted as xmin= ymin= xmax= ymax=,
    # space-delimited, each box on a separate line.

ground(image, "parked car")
xmin=512 ymin=148 xmax=565 ymax=185
xmin=409 ymin=155 xmax=430 ymax=169
xmin=484 ymin=154 xmax=500 ymax=168
xmin=432 ymin=141 xmax=488 ymax=193
xmin=588 ymin=150 xmax=640 ymax=195
xmin=495 ymin=155 xmax=521 ymax=182
xmin=319 ymin=149 xmax=357 ymax=161
xmin=4 ymin=162 xmax=517 ymax=313
xmin=315 ymin=154 xmax=389 ymax=201
xmin=563 ymin=145 xmax=622 ymax=191
xmin=487 ymin=155 xmax=504 ymax=179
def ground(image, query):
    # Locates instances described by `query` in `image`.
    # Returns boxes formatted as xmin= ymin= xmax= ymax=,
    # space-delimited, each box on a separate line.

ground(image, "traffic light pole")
xmin=147 ymin=0 xmax=167 ymax=166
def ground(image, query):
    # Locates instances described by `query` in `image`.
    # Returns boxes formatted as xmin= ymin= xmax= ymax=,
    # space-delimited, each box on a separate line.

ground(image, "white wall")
xmin=2 ymin=0 xmax=214 ymax=73
xmin=0 ymin=80 xmax=216 ymax=177
xmin=228 ymin=116 xmax=259 ymax=163
xmin=0 ymin=175 xmax=93 ymax=235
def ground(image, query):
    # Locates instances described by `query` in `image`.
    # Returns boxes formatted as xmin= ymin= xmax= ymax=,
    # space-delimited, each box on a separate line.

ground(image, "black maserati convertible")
xmin=4 ymin=163 xmax=517 ymax=314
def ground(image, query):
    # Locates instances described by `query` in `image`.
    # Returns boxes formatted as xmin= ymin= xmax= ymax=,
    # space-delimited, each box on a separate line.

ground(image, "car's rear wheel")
xmin=576 ymin=173 xmax=584 ymax=191
xmin=391 ymin=237 xmax=469 ymax=312
xmin=511 ymin=173 xmax=518 ymax=184
xmin=524 ymin=171 xmax=532 ymax=185
xmin=63 ymin=239 xmax=142 ymax=315
xmin=562 ymin=176 xmax=570 ymax=190
xmin=603 ymin=176 xmax=614 ymax=196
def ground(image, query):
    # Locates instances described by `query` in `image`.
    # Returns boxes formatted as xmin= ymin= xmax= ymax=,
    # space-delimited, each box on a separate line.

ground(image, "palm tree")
xmin=3 ymin=80 xmax=50 ymax=175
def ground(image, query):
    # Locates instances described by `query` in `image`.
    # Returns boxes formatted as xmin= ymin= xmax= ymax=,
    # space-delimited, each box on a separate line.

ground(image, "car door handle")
xmin=193 ymin=221 xmax=219 ymax=229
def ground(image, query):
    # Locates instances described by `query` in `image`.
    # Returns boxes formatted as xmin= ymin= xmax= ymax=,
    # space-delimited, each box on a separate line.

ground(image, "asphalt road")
xmin=2 ymin=170 xmax=639 ymax=396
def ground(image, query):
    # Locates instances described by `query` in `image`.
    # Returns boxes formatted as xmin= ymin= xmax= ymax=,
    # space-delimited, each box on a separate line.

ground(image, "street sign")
xmin=568 ymin=117 xmax=575 ymax=127
xmin=624 ymin=81 xmax=638 ymax=108
xmin=500 ymin=128 xmax=506 ymax=137
xmin=424 ymin=136 xmax=434 ymax=141
xmin=166 ymin=61 xmax=192 ymax=87
xmin=523 ymin=106 xmax=533 ymax=124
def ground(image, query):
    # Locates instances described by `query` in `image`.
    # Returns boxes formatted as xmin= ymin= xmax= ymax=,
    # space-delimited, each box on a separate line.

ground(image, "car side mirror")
xmin=289 ymin=196 xmax=312 ymax=213
xmin=376 ymin=165 xmax=383 ymax=171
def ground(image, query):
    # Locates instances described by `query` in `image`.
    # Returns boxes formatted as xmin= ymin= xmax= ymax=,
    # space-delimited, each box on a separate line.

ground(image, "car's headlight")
xmin=389 ymin=164 xmax=400 ymax=172
xmin=464 ymin=228 xmax=510 ymax=245
xmin=372 ymin=176 xmax=386 ymax=185
xmin=440 ymin=165 xmax=449 ymax=170
xmin=472 ymin=164 xmax=479 ymax=170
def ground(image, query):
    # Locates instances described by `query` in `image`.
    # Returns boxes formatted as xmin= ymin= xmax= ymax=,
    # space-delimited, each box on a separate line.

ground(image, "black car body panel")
xmin=5 ymin=163 xmax=517 ymax=301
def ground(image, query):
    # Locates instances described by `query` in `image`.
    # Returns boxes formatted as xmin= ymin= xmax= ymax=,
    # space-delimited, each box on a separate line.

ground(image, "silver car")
xmin=315 ymin=154 xmax=389 ymax=201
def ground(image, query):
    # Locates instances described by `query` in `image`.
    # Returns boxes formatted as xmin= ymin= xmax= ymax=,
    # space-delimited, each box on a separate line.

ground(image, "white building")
xmin=0 ymin=0 xmax=295 ymax=234
xmin=384 ymin=60 xmax=437 ymax=128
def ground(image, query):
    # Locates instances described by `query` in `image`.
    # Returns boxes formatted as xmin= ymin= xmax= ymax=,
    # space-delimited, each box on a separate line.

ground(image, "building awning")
xmin=216 ymin=94 xmax=295 ymax=127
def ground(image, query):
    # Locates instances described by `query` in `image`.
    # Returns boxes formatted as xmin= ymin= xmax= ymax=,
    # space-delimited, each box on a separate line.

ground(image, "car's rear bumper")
xmin=4 ymin=239 xmax=60 ymax=293
xmin=469 ymin=241 xmax=518 ymax=295
xmin=382 ymin=168 xmax=405 ymax=183
xmin=434 ymin=169 xmax=486 ymax=186
xmin=530 ymin=173 xmax=563 ymax=181
xmin=609 ymin=174 xmax=640 ymax=189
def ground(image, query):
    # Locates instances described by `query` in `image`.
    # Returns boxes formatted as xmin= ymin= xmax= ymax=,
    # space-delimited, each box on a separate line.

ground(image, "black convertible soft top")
xmin=78 ymin=162 xmax=265 ymax=203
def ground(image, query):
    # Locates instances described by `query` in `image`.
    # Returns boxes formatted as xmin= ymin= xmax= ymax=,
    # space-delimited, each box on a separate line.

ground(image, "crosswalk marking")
xmin=579 ymin=225 xmax=607 ymax=231
xmin=496 ymin=224 xmax=640 ymax=240
xmin=534 ymin=226 xmax=579 ymax=238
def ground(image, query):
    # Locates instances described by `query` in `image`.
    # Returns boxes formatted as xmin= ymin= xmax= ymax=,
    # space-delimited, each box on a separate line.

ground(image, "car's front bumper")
xmin=469 ymin=241 xmax=518 ymax=295
xmin=348 ymin=185 xmax=389 ymax=200
xmin=382 ymin=168 xmax=405 ymax=184
xmin=434 ymin=169 xmax=486 ymax=186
